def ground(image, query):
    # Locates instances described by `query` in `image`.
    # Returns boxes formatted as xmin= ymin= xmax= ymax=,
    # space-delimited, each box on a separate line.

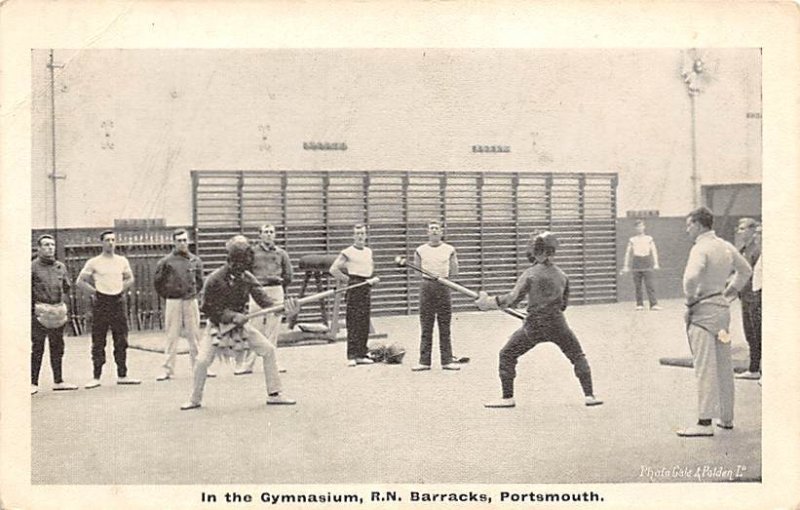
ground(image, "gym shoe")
xmin=180 ymin=401 xmax=201 ymax=411
xmin=355 ymin=357 xmax=374 ymax=365
xmin=207 ymin=371 xmax=217 ymax=378
xmin=676 ymin=424 xmax=714 ymax=437
xmin=411 ymin=364 xmax=431 ymax=371
xmin=85 ymin=379 xmax=101 ymax=389
xmin=53 ymin=382 xmax=78 ymax=391
xmin=585 ymin=396 xmax=604 ymax=406
xmin=347 ymin=359 xmax=357 ymax=367
xmin=635 ymin=305 xmax=644 ymax=311
xmin=117 ymin=377 xmax=141 ymax=385
xmin=31 ymin=385 xmax=38 ymax=395
xmin=266 ymin=394 xmax=296 ymax=405
xmin=735 ymin=371 xmax=761 ymax=380
xmin=716 ymin=421 xmax=734 ymax=430
xmin=278 ymin=367 xmax=287 ymax=373
xmin=484 ymin=398 xmax=516 ymax=408
xmin=442 ymin=364 xmax=461 ymax=371
xmin=156 ymin=373 xmax=172 ymax=381
xmin=651 ymin=305 xmax=663 ymax=311
xmin=234 ymin=369 xmax=253 ymax=376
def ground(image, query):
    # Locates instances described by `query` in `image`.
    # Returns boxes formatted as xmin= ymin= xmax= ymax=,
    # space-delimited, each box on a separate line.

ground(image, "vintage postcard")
xmin=1 ymin=1 xmax=798 ymax=509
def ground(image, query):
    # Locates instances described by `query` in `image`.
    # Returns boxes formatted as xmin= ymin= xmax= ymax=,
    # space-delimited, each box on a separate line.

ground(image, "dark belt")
xmin=96 ymin=291 xmax=124 ymax=300
xmin=686 ymin=292 xmax=723 ymax=308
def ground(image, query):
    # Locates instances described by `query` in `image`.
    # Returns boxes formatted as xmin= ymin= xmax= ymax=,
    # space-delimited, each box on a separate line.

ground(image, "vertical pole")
xmin=690 ymin=93 xmax=699 ymax=208
xmin=48 ymin=49 xmax=61 ymax=258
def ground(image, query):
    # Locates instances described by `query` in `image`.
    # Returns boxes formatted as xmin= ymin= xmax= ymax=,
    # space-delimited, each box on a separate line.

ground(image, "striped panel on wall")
xmin=192 ymin=170 xmax=618 ymax=319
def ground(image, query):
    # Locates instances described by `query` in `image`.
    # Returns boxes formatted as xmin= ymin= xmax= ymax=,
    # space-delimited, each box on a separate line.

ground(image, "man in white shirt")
xmin=621 ymin=219 xmax=662 ymax=311
xmin=77 ymin=230 xmax=140 ymax=388
xmin=677 ymin=207 xmax=751 ymax=437
xmin=411 ymin=221 xmax=461 ymax=371
xmin=330 ymin=224 xmax=375 ymax=367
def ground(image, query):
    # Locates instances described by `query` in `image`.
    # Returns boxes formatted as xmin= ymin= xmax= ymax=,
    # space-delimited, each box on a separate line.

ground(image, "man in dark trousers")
xmin=475 ymin=232 xmax=603 ymax=408
xmin=31 ymin=234 xmax=78 ymax=394
xmin=411 ymin=220 xmax=461 ymax=371
xmin=734 ymin=217 xmax=762 ymax=381
xmin=329 ymin=224 xmax=375 ymax=367
xmin=77 ymin=230 xmax=140 ymax=388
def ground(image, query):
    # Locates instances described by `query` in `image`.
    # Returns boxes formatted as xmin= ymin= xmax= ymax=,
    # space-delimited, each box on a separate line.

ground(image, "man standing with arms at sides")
xmin=677 ymin=207 xmax=751 ymax=437
xmin=235 ymin=223 xmax=293 ymax=375
xmin=734 ymin=218 xmax=762 ymax=381
xmin=78 ymin=230 xmax=141 ymax=388
xmin=153 ymin=228 xmax=214 ymax=381
xmin=330 ymin=224 xmax=375 ymax=367
xmin=411 ymin=220 xmax=462 ymax=371
xmin=31 ymin=234 xmax=78 ymax=394
xmin=621 ymin=219 xmax=662 ymax=311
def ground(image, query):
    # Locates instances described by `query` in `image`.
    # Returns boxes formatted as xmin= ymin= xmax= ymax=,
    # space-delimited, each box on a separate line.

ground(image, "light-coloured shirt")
xmin=416 ymin=243 xmax=456 ymax=278
xmin=80 ymin=254 xmax=133 ymax=295
xmin=624 ymin=234 xmax=659 ymax=270
xmin=682 ymin=230 xmax=751 ymax=303
xmin=340 ymin=246 xmax=374 ymax=278
xmin=628 ymin=235 xmax=656 ymax=257
xmin=752 ymin=254 xmax=762 ymax=292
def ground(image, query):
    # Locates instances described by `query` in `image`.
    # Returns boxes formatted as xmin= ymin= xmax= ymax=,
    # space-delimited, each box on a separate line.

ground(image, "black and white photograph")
xmin=1 ymin=2 xmax=798 ymax=509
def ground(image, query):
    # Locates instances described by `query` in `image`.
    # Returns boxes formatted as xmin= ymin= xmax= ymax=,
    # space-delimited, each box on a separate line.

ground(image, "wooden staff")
xmin=217 ymin=276 xmax=380 ymax=336
xmin=394 ymin=255 xmax=528 ymax=321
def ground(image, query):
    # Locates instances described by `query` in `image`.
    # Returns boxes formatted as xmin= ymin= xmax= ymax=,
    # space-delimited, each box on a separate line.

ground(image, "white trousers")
xmin=688 ymin=324 xmax=735 ymax=423
xmin=237 ymin=286 xmax=283 ymax=371
xmin=189 ymin=322 xmax=283 ymax=405
xmin=162 ymin=298 xmax=201 ymax=375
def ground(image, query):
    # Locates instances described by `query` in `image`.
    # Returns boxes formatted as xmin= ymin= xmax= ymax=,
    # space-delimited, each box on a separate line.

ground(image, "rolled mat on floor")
xmin=658 ymin=342 xmax=751 ymax=372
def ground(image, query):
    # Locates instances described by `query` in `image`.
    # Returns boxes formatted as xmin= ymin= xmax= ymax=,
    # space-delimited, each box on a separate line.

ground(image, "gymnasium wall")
xmin=31 ymin=49 xmax=762 ymax=229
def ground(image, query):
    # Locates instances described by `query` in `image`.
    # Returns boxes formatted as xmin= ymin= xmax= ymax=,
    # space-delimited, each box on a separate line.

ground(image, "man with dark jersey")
xmin=475 ymin=231 xmax=603 ymax=408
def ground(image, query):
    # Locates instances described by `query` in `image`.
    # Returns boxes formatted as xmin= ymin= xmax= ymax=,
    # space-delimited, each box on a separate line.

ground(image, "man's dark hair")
xmin=172 ymin=228 xmax=188 ymax=239
xmin=37 ymin=234 xmax=55 ymax=246
xmin=99 ymin=230 xmax=115 ymax=241
xmin=687 ymin=206 xmax=714 ymax=229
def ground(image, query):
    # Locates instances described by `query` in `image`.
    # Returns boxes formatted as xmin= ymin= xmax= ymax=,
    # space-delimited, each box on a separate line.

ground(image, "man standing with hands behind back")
xmin=77 ymin=230 xmax=141 ymax=389
xmin=411 ymin=220 xmax=462 ymax=371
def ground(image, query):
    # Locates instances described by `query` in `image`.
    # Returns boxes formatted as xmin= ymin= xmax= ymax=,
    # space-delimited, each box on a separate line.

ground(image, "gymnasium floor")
xmin=31 ymin=299 xmax=761 ymax=484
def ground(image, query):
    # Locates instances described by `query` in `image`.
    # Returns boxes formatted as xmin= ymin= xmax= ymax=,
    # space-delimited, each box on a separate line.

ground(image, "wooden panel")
xmin=192 ymin=170 xmax=618 ymax=320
